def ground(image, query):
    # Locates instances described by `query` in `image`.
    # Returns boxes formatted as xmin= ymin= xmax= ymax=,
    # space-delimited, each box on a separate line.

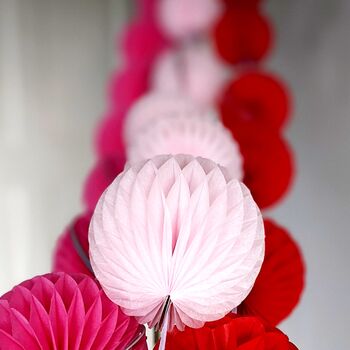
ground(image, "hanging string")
xmin=125 ymin=325 xmax=146 ymax=350
xmin=156 ymin=296 xmax=171 ymax=350
xmin=69 ymin=224 xmax=94 ymax=274
xmin=159 ymin=310 xmax=169 ymax=350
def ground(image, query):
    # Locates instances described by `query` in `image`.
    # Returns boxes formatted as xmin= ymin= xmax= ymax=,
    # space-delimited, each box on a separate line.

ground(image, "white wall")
xmin=267 ymin=1 xmax=350 ymax=349
xmin=0 ymin=0 xmax=128 ymax=291
xmin=0 ymin=1 xmax=349 ymax=349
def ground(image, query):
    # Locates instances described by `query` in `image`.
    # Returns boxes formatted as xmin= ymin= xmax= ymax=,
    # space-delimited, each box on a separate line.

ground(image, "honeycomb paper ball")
xmin=124 ymin=93 xmax=217 ymax=145
xmin=152 ymin=41 xmax=230 ymax=106
xmin=0 ymin=273 xmax=147 ymax=350
xmin=157 ymin=0 xmax=223 ymax=39
xmin=127 ymin=113 xmax=243 ymax=179
xmin=53 ymin=213 xmax=93 ymax=276
xmin=155 ymin=313 xmax=298 ymax=349
xmin=89 ymin=154 xmax=264 ymax=331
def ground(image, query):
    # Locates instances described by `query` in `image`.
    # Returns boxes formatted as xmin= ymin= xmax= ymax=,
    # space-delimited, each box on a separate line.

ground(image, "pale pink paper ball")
xmin=123 ymin=92 xmax=217 ymax=145
xmin=89 ymin=155 xmax=264 ymax=331
xmin=152 ymin=42 xmax=230 ymax=106
xmin=157 ymin=0 xmax=224 ymax=39
xmin=127 ymin=113 xmax=243 ymax=179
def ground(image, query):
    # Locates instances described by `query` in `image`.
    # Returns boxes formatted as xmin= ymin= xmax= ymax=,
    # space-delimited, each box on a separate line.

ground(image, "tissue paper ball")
xmin=152 ymin=42 xmax=229 ymax=106
xmin=234 ymin=125 xmax=294 ymax=209
xmin=136 ymin=0 xmax=157 ymax=21
xmin=96 ymin=64 xmax=150 ymax=158
xmin=95 ymin=112 xmax=125 ymax=159
xmin=83 ymin=156 xmax=126 ymax=211
xmin=157 ymin=0 xmax=223 ymax=39
xmin=122 ymin=20 xmax=168 ymax=66
xmin=53 ymin=213 xmax=93 ymax=276
xmin=0 ymin=272 xmax=147 ymax=350
xmin=127 ymin=113 xmax=243 ymax=179
xmin=89 ymin=154 xmax=264 ymax=331
xmin=124 ymin=93 xmax=216 ymax=144
xmin=214 ymin=8 xmax=271 ymax=64
xmin=239 ymin=219 xmax=305 ymax=325
xmin=155 ymin=313 xmax=298 ymax=349
xmin=108 ymin=65 xmax=149 ymax=114
xmin=221 ymin=71 xmax=290 ymax=131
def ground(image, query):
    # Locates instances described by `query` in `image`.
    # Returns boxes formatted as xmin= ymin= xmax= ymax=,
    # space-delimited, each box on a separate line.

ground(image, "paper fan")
xmin=124 ymin=93 xmax=216 ymax=144
xmin=89 ymin=154 xmax=264 ymax=343
xmin=152 ymin=41 xmax=229 ymax=106
xmin=220 ymin=71 xmax=290 ymax=131
xmin=0 ymin=272 xmax=147 ymax=350
xmin=83 ymin=156 xmax=126 ymax=211
xmin=127 ymin=113 xmax=243 ymax=179
xmin=53 ymin=213 xmax=93 ymax=276
xmin=213 ymin=8 xmax=271 ymax=65
xmin=156 ymin=0 xmax=223 ymax=39
xmin=155 ymin=313 xmax=298 ymax=349
xmin=239 ymin=219 xmax=305 ymax=325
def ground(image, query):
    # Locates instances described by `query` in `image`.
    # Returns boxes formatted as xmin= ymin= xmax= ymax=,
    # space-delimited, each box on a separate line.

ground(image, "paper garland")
xmin=49 ymin=0 xmax=304 ymax=349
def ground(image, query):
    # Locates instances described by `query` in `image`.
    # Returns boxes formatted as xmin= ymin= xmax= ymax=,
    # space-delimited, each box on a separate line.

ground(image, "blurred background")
xmin=0 ymin=0 xmax=349 ymax=349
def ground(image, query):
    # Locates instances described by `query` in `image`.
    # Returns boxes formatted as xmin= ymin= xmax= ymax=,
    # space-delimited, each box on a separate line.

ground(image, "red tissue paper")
xmin=221 ymin=72 xmax=290 ymax=132
xmin=213 ymin=8 xmax=271 ymax=65
xmin=239 ymin=219 xmax=305 ymax=325
xmin=226 ymin=123 xmax=294 ymax=209
xmin=155 ymin=313 xmax=298 ymax=349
